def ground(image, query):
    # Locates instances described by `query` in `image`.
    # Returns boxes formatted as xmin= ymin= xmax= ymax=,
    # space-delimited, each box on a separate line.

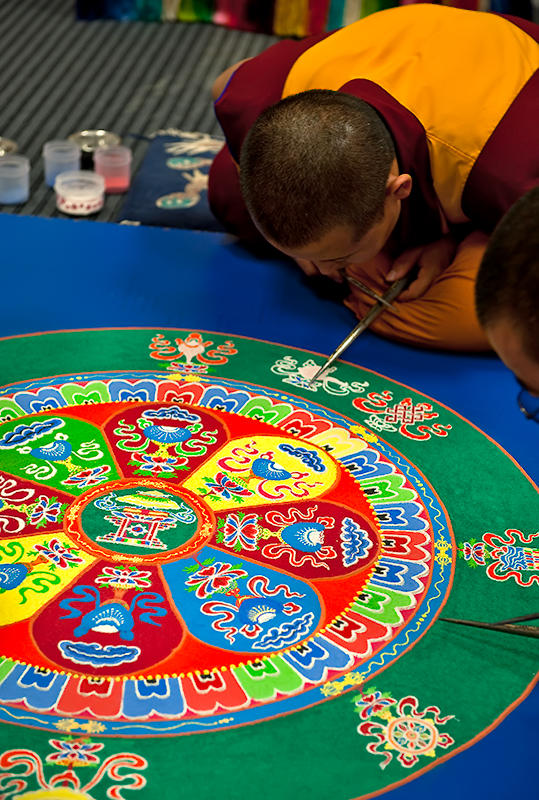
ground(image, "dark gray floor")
xmin=0 ymin=0 xmax=276 ymax=220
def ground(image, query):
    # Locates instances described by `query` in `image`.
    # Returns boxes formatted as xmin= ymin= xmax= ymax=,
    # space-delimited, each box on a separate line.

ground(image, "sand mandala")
xmin=0 ymin=328 xmax=536 ymax=800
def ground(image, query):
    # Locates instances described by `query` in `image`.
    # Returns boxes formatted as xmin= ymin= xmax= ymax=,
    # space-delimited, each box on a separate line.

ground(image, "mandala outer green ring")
xmin=0 ymin=328 xmax=536 ymax=800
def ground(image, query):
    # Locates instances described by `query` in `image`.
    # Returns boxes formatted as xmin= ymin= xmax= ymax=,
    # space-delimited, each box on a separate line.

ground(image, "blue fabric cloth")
xmin=0 ymin=213 xmax=537 ymax=800
xmin=118 ymin=131 xmax=226 ymax=231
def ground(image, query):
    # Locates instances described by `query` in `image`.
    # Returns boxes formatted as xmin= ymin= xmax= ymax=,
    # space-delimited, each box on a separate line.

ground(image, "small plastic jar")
xmin=94 ymin=145 xmax=132 ymax=193
xmin=0 ymin=155 xmax=30 ymax=204
xmin=43 ymin=140 xmax=81 ymax=187
xmin=54 ymin=171 xmax=105 ymax=216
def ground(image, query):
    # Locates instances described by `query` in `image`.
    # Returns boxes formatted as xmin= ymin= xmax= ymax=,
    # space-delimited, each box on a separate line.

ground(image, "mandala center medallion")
xmin=65 ymin=478 xmax=214 ymax=564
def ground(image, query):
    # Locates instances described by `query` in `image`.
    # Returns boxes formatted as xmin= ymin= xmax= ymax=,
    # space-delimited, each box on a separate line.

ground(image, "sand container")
xmin=54 ymin=171 xmax=105 ymax=216
xmin=0 ymin=155 xmax=30 ymax=204
xmin=94 ymin=145 xmax=132 ymax=193
xmin=43 ymin=140 xmax=81 ymax=187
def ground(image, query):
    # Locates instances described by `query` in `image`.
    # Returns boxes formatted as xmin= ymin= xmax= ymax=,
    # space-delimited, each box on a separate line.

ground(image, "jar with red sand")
xmin=94 ymin=145 xmax=132 ymax=194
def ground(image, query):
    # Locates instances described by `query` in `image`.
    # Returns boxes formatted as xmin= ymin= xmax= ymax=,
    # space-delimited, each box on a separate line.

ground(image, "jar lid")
xmin=0 ymin=138 xmax=18 ymax=157
xmin=68 ymin=129 xmax=121 ymax=153
xmin=94 ymin=145 xmax=132 ymax=165
xmin=43 ymin=140 xmax=81 ymax=157
xmin=54 ymin=171 xmax=105 ymax=199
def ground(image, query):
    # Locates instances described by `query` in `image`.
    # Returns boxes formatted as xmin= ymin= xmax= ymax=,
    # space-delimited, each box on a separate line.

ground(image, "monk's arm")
xmin=211 ymin=58 xmax=252 ymax=102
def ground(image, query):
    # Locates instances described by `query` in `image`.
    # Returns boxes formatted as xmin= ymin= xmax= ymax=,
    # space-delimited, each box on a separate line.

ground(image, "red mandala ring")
xmin=0 ymin=381 xmax=447 ymax=727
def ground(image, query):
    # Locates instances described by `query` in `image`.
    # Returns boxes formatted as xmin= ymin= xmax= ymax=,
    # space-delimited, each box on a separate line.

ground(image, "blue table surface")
xmin=1 ymin=213 xmax=537 ymax=800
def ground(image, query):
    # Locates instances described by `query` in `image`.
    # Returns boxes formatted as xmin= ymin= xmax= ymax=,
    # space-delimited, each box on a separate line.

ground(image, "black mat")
xmin=0 ymin=0 xmax=276 ymax=221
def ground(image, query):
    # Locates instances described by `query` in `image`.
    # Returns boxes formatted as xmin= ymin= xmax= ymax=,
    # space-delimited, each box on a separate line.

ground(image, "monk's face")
xmin=268 ymin=196 xmax=402 ymax=281
xmin=485 ymin=317 xmax=539 ymax=419
xmin=265 ymin=161 xmax=410 ymax=280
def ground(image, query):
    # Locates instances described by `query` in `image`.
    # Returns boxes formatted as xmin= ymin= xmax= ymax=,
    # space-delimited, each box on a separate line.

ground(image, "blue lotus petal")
xmin=143 ymin=424 xmax=192 ymax=443
xmin=0 ymin=563 xmax=29 ymax=589
xmin=31 ymin=440 xmax=72 ymax=461
xmin=281 ymin=522 xmax=325 ymax=552
xmin=251 ymin=458 xmax=291 ymax=481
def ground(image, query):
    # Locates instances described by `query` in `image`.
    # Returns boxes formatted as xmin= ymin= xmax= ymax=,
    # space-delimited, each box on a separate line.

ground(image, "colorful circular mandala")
xmin=0 ymin=329 xmax=536 ymax=800
xmin=0 ymin=372 xmax=450 ymax=733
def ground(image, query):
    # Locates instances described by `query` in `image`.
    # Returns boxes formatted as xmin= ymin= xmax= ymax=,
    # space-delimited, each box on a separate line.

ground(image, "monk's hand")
xmin=385 ymin=235 xmax=457 ymax=301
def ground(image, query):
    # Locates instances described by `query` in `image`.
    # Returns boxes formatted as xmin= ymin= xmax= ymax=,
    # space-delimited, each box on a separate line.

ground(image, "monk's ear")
xmin=386 ymin=173 xmax=412 ymax=200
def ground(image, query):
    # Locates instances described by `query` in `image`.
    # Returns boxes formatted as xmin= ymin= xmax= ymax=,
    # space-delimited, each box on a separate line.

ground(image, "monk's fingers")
xmin=386 ymin=246 xmax=423 ymax=282
xmin=397 ymin=259 xmax=444 ymax=301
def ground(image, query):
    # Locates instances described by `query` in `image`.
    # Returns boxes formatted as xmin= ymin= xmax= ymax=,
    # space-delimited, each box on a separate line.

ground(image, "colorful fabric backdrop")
xmin=0 ymin=327 xmax=537 ymax=799
xmin=75 ymin=0 xmax=536 ymax=35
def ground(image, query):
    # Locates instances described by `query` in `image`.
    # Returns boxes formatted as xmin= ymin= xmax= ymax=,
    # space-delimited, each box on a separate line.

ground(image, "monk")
xmin=208 ymin=4 xmax=538 ymax=350
xmin=475 ymin=187 xmax=539 ymax=420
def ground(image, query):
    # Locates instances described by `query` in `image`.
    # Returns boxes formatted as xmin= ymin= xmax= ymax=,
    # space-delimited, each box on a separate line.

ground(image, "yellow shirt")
xmin=283 ymin=5 xmax=539 ymax=224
